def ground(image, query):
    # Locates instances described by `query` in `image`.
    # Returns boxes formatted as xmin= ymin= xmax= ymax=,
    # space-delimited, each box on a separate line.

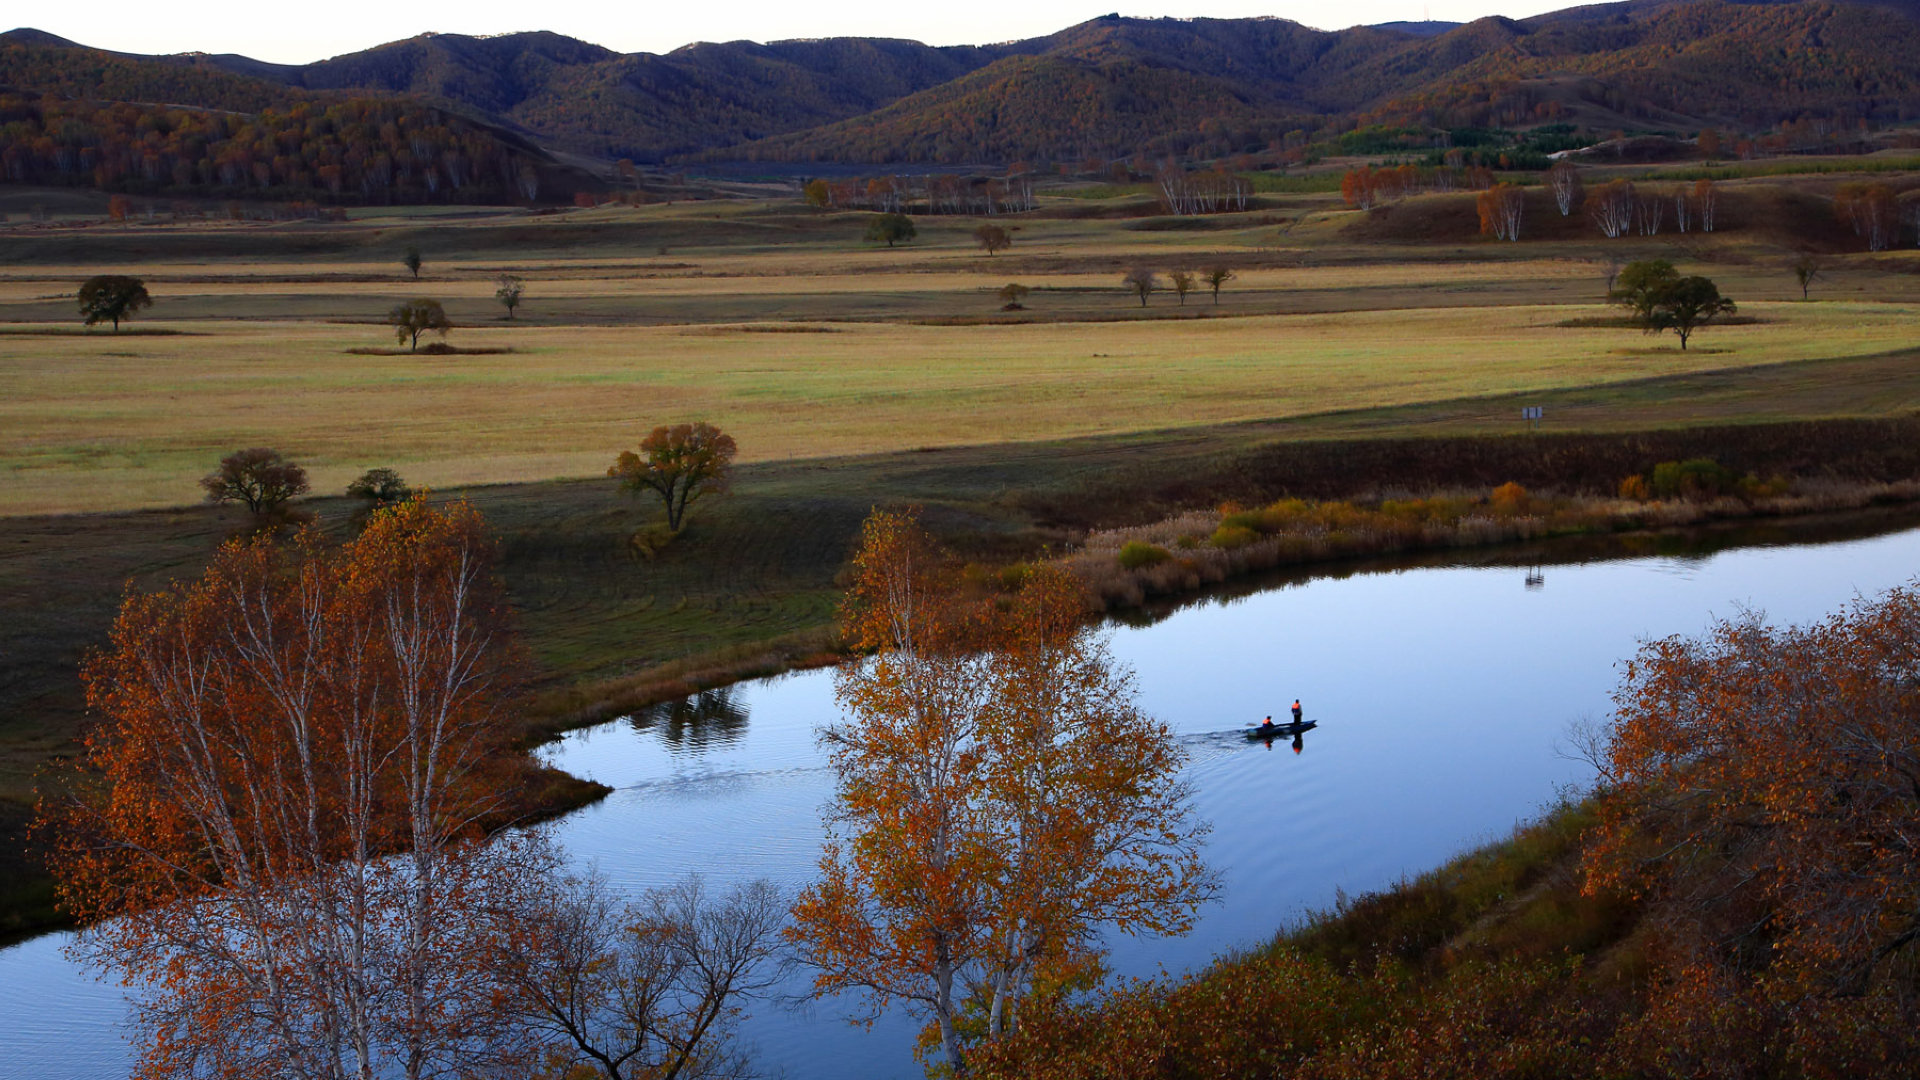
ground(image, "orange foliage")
xmin=43 ymin=497 xmax=536 ymax=1079
xmin=789 ymin=511 xmax=1211 ymax=1074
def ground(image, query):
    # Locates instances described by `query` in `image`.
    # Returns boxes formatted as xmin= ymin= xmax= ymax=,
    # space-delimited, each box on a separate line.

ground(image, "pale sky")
xmin=19 ymin=0 xmax=1580 ymax=66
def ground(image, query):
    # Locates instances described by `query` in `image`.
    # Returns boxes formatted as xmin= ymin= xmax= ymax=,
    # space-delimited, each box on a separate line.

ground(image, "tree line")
xmin=0 ymin=92 xmax=557 ymax=204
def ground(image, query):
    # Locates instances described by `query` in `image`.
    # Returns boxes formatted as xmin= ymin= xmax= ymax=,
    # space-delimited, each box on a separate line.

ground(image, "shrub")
xmin=1619 ymin=474 xmax=1651 ymax=501
xmin=1649 ymin=458 xmax=1737 ymax=499
xmin=1490 ymin=482 xmax=1531 ymax=514
xmin=1211 ymin=524 xmax=1259 ymax=550
xmin=1117 ymin=541 xmax=1173 ymax=569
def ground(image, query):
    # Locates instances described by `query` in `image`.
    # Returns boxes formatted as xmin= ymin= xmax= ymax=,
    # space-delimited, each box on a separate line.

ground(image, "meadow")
xmin=8 ymin=175 xmax=1920 ymax=936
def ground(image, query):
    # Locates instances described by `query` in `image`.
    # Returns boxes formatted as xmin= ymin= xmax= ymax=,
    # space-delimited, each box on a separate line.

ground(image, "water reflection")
xmin=625 ymin=687 xmax=749 ymax=751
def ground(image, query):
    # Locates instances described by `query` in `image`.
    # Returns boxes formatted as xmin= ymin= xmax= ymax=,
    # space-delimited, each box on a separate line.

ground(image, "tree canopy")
xmin=1611 ymin=261 xmax=1735 ymax=349
xmin=607 ymin=422 xmax=738 ymax=533
xmin=389 ymin=298 xmax=451 ymax=351
xmin=863 ymin=212 xmax=916 ymax=248
xmin=77 ymin=274 xmax=151 ymax=331
xmin=200 ymin=447 xmax=310 ymax=515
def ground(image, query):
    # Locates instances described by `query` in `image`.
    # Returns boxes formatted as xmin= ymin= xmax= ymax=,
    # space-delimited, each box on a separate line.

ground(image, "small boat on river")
xmin=1245 ymin=719 xmax=1317 ymax=740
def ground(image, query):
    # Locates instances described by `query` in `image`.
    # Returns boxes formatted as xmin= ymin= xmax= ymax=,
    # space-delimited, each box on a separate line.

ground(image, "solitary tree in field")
xmin=998 ymin=282 xmax=1030 ymax=309
xmin=495 ymin=274 xmax=525 ymax=319
xmin=864 ymin=212 xmax=916 ymax=248
xmin=402 ymin=245 xmax=423 ymax=279
xmin=1791 ymin=254 xmax=1824 ymax=300
xmin=1169 ymin=269 xmax=1196 ymax=305
xmin=346 ymin=466 xmax=412 ymax=520
xmin=973 ymin=223 xmax=1012 ymax=256
xmin=608 ymin=422 xmax=738 ymax=533
xmin=1204 ymin=264 xmax=1235 ymax=304
xmin=200 ymin=447 xmax=309 ymax=515
xmin=77 ymin=275 xmax=151 ymax=332
xmin=789 ymin=512 xmax=1212 ymax=1076
xmin=389 ymin=298 xmax=451 ymax=352
xmin=1610 ymin=259 xmax=1680 ymax=323
xmin=1122 ymin=266 xmax=1158 ymax=307
xmin=1646 ymin=275 xmax=1736 ymax=350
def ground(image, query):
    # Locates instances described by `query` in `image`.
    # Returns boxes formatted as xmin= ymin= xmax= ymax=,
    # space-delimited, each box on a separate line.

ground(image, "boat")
xmin=1244 ymin=719 xmax=1316 ymax=740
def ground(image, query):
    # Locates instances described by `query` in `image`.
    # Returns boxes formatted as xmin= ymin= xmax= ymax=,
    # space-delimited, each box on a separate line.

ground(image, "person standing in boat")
xmin=1290 ymin=699 xmax=1303 ymax=724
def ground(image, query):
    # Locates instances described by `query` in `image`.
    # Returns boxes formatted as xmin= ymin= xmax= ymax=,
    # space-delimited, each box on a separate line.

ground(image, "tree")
xmin=77 ymin=274 xmax=151 ymax=332
xmin=1168 ymin=269 xmax=1195 ymax=305
xmin=1547 ymin=160 xmax=1583 ymax=217
xmin=1203 ymin=265 xmax=1234 ymax=305
xmin=200 ymin=447 xmax=310 ymax=515
xmin=1836 ymin=182 xmax=1898 ymax=251
xmin=495 ymin=870 xmax=787 ymax=1080
xmin=608 ymin=422 xmax=738 ymax=533
xmin=1476 ymin=182 xmax=1525 ymax=241
xmin=998 ymin=283 xmax=1030 ymax=310
xmin=803 ymin=178 xmax=831 ymax=208
xmin=1646 ymin=275 xmax=1737 ymax=350
xmin=390 ymin=298 xmax=451 ymax=352
xmin=1697 ymin=127 xmax=1723 ymax=159
xmin=1586 ymin=179 xmax=1635 ymax=238
xmin=789 ymin=512 xmax=1211 ymax=1075
xmin=1693 ymin=177 xmax=1718 ymax=232
xmin=44 ymin=498 xmax=540 ymax=1080
xmin=346 ymin=466 xmax=412 ymax=519
xmin=1610 ymin=259 xmax=1680 ymax=323
xmin=864 ymin=212 xmax=916 ymax=248
xmin=1791 ymin=253 xmax=1824 ymax=300
xmin=495 ymin=274 xmax=525 ymax=320
xmin=402 ymin=245 xmax=423 ymax=279
xmin=1122 ymin=267 xmax=1158 ymax=307
xmin=1586 ymin=587 xmax=1920 ymax=1008
xmin=974 ymin=224 xmax=1012 ymax=256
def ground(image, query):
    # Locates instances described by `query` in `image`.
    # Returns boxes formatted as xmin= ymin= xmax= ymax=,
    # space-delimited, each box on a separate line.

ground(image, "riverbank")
xmin=8 ymin=408 xmax=1920 ymax=941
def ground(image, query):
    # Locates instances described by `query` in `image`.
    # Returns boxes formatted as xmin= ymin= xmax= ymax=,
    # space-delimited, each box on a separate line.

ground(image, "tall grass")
xmin=1065 ymin=479 xmax=1920 ymax=609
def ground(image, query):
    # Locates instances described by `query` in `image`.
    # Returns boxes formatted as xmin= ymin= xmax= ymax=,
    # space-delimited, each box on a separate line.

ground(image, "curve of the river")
xmin=5 ymin=511 xmax=1919 ymax=1080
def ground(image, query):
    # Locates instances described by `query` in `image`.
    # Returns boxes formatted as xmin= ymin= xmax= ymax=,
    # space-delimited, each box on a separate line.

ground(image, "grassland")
xmin=7 ymin=174 xmax=1920 ymax=937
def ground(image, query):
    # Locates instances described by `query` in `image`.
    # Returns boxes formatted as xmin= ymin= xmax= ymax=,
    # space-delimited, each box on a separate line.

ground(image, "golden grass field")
xmin=7 ymin=187 xmax=1920 ymax=518
xmin=3 ymin=300 xmax=1916 ymax=515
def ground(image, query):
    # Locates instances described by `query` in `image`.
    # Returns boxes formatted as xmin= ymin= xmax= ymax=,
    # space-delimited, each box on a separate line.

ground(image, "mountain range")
xmin=4 ymin=0 xmax=1920 ymax=186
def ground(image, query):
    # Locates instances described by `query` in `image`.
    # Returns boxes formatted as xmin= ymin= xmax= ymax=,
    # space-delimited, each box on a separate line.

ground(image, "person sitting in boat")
xmin=1259 ymin=715 xmax=1277 ymax=732
xmin=1290 ymin=699 xmax=1303 ymax=723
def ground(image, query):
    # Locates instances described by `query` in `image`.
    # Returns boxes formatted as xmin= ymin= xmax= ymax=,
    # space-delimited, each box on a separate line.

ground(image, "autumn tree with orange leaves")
xmin=43 ymin=497 xmax=545 ymax=1080
xmin=1585 ymin=586 xmax=1920 ymax=1043
xmin=788 ymin=511 xmax=1212 ymax=1075
xmin=609 ymin=422 xmax=738 ymax=534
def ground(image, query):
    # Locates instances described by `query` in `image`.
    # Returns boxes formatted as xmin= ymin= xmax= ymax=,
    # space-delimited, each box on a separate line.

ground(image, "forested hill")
xmin=0 ymin=31 xmax=582 ymax=204
xmin=727 ymin=1 xmax=1920 ymax=164
xmin=8 ymin=0 xmax=1920 ymax=177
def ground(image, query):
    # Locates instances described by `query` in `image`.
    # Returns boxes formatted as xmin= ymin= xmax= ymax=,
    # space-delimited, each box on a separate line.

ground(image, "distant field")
xmin=3 ymin=301 xmax=1915 ymax=516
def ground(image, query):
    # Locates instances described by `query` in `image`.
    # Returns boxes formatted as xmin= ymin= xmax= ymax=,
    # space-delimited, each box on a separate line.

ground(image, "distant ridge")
xmin=7 ymin=0 xmax=1920 ymax=169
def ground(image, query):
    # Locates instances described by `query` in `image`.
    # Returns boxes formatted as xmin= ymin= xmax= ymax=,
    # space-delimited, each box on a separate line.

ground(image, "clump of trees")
xmin=346 ymin=465 xmax=412 ymax=524
xmin=863 ymin=212 xmax=916 ymax=248
xmin=1610 ymin=259 xmax=1736 ymax=350
xmin=788 ymin=512 xmax=1213 ymax=1075
xmin=41 ymin=497 xmax=784 ymax=1080
xmin=389 ymin=298 xmax=451 ymax=352
xmin=200 ymin=447 xmax=309 ymax=517
xmin=608 ymin=421 xmax=738 ymax=534
xmin=1587 ymin=178 xmax=1717 ymax=238
xmin=1835 ymin=182 xmax=1901 ymax=251
xmin=1476 ymin=182 xmax=1525 ymax=241
xmin=77 ymin=274 xmax=151 ymax=331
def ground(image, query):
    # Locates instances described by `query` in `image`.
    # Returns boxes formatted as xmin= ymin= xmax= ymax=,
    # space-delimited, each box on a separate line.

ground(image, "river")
xmin=4 ymin=511 xmax=1918 ymax=1080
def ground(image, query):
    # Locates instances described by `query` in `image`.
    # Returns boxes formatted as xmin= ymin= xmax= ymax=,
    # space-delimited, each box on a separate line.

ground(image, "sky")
xmin=19 ymin=0 xmax=1584 ymax=65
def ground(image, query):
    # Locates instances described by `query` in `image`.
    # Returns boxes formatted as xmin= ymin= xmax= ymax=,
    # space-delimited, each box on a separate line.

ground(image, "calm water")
xmin=5 ymin=514 xmax=1919 ymax=1080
